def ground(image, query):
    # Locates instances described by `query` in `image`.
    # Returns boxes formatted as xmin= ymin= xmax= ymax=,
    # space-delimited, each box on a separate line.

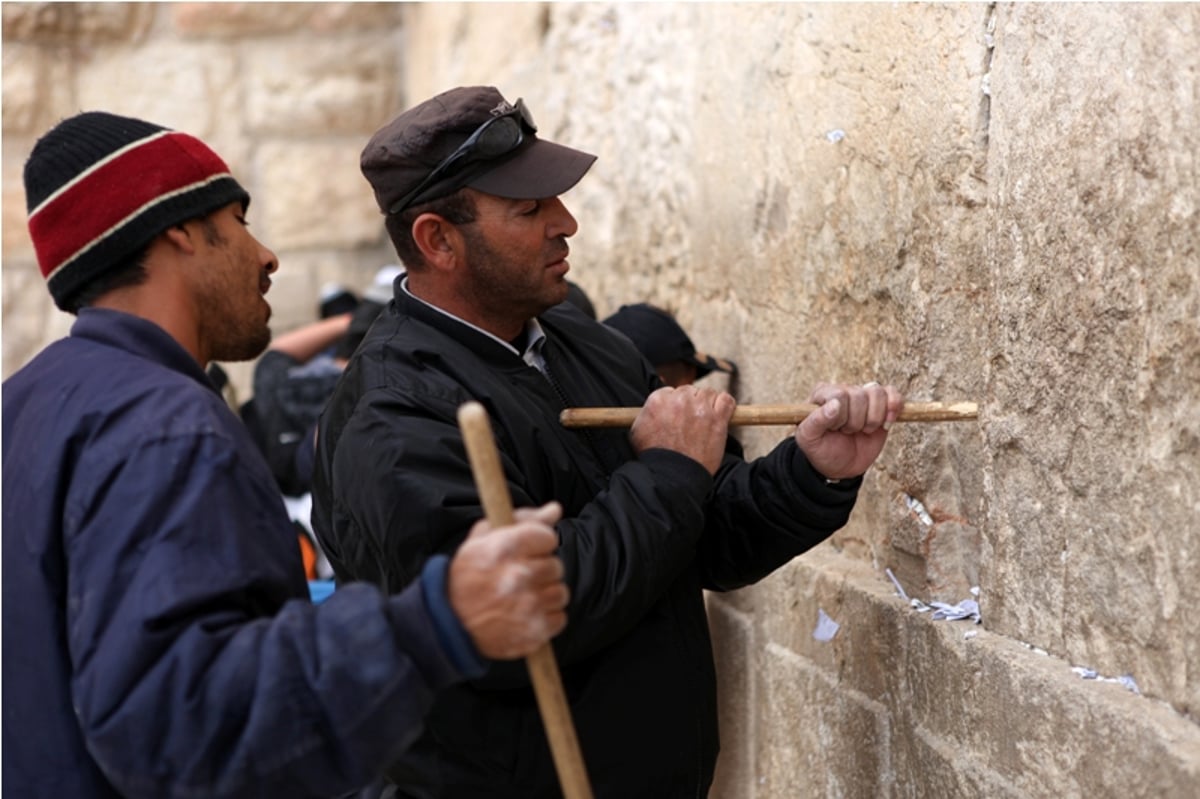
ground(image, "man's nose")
xmin=258 ymin=238 xmax=279 ymax=274
xmin=544 ymin=196 xmax=579 ymax=239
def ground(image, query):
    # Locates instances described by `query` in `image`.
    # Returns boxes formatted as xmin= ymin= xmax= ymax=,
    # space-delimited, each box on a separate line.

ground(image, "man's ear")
xmin=411 ymin=214 xmax=462 ymax=272
xmin=161 ymin=222 xmax=200 ymax=255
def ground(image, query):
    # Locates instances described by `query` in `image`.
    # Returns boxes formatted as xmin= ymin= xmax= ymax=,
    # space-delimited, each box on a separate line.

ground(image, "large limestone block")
xmin=679 ymin=3 xmax=992 ymax=596
xmin=74 ymin=40 xmax=248 ymax=172
xmin=3 ymin=144 xmax=35 ymax=261
xmin=2 ymin=43 xmax=75 ymax=135
xmin=2 ymin=2 xmax=153 ymax=44
xmin=1 ymin=264 xmax=71 ymax=381
xmin=707 ymin=598 xmax=756 ymax=798
xmin=243 ymin=36 xmax=399 ymax=136
xmin=256 ymin=140 xmax=384 ymax=250
xmin=2 ymin=258 xmax=50 ymax=376
xmin=401 ymin=3 xmax=555 ymax=104
xmin=757 ymin=642 xmax=891 ymax=798
xmin=172 ymin=2 xmax=401 ymax=38
xmin=775 ymin=549 xmax=1200 ymax=799
xmin=755 ymin=549 xmax=905 ymax=707
xmin=983 ymin=2 xmax=1200 ymax=714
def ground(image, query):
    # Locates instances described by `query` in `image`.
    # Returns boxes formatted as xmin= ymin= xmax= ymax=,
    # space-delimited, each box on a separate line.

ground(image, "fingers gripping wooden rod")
xmin=457 ymin=402 xmax=594 ymax=799
xmin=560 ymin=401 xmax=979 ymax=429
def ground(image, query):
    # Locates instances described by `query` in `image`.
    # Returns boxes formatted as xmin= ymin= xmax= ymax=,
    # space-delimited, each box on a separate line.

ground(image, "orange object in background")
xmin=297 ymin=529 xmax=317 ymax=580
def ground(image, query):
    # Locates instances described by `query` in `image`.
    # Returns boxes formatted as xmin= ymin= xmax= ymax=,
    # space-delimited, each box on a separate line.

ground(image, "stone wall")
xmin=4 ymin=3 xmax=1198 ymax=796
xmin=2 ymin=1 xmax=406 ymax=395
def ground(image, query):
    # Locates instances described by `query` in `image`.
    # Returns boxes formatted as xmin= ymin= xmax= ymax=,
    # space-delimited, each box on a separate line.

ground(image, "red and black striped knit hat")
xmin=24 ymin=111 xmax=250 ymax=310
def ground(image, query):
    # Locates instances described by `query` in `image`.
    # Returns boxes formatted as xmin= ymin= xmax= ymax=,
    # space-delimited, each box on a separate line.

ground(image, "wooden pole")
xmin=559 ymin=400 xmax=978 ymax=429
xmin=457 ymin=402 xmax=594 ymax=799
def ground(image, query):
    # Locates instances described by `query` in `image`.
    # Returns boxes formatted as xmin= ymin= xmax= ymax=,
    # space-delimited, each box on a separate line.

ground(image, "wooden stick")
xmin=457 ymin=402 xmax=594 ymax=799
xmin=560 ymin=401 xmax=978 ymax=429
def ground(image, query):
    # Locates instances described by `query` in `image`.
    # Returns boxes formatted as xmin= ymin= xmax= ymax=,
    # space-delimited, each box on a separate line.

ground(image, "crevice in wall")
xmin=975 ymin=3 xmax=997 ymax=171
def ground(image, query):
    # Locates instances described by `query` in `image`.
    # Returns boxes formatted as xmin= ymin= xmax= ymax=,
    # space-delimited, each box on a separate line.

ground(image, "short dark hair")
xmin=384 ymin=188 xmax=477 ymax=271
xmin=63 ymin=243 xmax=151 ymax=314
xmin=64 ymin=214 xmax=225 ymax=314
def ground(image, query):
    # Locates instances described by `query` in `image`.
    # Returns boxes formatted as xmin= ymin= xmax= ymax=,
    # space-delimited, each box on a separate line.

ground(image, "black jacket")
xmin=312 ymin=290 xmax=861 ymax=798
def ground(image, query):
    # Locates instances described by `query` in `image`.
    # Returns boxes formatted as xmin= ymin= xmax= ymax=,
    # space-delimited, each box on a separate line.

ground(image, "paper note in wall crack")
xmin=812 ymin=608 xmax=840 ymax=642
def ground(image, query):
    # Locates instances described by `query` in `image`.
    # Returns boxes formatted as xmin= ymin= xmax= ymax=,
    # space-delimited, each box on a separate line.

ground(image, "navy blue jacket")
xmin=313 ymin=292 xmax=862 ymax=798
xmin=2 ymin=308 xmax=482 ymax=799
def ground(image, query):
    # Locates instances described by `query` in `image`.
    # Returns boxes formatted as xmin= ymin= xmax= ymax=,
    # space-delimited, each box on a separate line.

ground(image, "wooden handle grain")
xmin=457 ymin=402 xmax=593 ymax=799
xmin=559 ymin=401 xmax=979 ymax=429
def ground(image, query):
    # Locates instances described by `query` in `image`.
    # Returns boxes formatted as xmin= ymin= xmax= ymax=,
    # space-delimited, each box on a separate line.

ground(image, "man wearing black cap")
xmin=312 ymin=86 xmax=904 ymax=798
xmin=604 ymin=302 xmax=738 ymax=388
xmin=2 ymin=111 xmax=571 ymax=799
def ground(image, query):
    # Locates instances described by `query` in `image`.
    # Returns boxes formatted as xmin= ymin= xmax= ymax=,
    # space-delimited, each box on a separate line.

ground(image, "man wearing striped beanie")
xmin=2 ymin=111 xmax=570 ymax=798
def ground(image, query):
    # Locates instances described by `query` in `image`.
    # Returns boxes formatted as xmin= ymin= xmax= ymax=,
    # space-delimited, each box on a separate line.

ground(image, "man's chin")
xmin=538 ymin=280 xmax=571 ymax=313
xmin=215 ymin=327 xmax=272 ymax=363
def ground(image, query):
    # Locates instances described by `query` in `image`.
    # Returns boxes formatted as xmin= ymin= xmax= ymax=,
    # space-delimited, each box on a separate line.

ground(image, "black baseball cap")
xmin=603 ymin=303 xmax=737 ymax=379
xmin=361 ymin=86 xmax=597 ymax=214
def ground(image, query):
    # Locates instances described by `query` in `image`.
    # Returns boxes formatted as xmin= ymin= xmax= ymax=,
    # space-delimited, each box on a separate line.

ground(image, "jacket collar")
xmin=71 ymin=307 xmax=219 ymax=394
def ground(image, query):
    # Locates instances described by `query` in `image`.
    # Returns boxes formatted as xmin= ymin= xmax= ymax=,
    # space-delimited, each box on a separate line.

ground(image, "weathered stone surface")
xmin=2 ymin=144 xmax=35 ymax=262
xmin=243 ymin=36 xmax=399 ymax=136
xmin=2 ymin=43 xmax=74 ymax=135
xmin=401 ymin=3 xmax=553 ymax=105
xmin=2 ymin=2 xmax=153 ymax=44
xmin=757 ymin=640 xmax=891 ymax=798
xmin=738 ymin=548 xmax=1200 ymax=798
xmin=707 ymin=598 xmax=756 ymax=798
xmin=2 ymin=256 xmax=53 ymax=373
xmin=172 ymin=3 xmax=400 ymax=38
xmin=983 ymin=1 xmax=1200 ymax=713
xmin=74 ymin=40 xmax=247 ymax=169
xmin=256 ymin=140 xmax=384 ymax=250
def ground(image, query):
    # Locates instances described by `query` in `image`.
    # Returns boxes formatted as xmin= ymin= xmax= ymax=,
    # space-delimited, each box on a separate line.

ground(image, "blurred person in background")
xmin=246 ymin=266 xmax=400 ymax=579
xmin=603 ymin=301 xmax=738 ymax=388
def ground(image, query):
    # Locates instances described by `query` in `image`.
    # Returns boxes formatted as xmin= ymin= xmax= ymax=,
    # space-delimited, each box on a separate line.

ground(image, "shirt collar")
xmin=401 ymin=276 xmax=547 ymax=369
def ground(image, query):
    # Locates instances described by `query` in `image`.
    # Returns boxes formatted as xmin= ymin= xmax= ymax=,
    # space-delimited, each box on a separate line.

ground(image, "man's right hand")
xmin=629 ymin=385 xmax=736 ymax=475
xmin=448 ymin=502 xmax=569 ymax=660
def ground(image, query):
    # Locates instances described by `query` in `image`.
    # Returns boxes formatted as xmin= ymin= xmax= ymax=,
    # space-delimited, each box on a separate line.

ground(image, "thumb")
xmin=463 ymin=516 xmax=493 ymax=542
xmin=797 ymin=398 xmax=841 ymax=446
xmin=514 ymin=501 xmax=563 ymax=526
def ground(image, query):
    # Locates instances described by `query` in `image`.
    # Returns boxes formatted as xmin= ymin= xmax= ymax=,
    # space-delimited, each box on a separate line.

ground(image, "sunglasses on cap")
xmin=388 ymin=98 xmax=537 ymax=215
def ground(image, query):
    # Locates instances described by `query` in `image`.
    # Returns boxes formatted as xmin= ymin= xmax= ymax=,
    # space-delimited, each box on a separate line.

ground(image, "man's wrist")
xmin=419 ymin=555 xmax=486 ymax=677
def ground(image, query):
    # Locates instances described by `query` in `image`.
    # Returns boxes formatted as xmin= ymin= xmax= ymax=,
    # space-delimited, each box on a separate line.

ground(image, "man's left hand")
xmin=794 ymin=382 xmax=904 ymax=480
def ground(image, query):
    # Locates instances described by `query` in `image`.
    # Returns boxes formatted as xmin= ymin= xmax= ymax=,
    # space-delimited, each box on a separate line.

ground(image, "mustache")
xmin=547 ymin=238 xmax=570 ymax=262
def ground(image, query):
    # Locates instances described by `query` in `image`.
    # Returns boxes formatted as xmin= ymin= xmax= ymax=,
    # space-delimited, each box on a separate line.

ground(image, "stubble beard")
xmin=218 ymin=318 xmax=271 ymax=362
xmin=196 ymin=265 xmax=273 ymax=363
xmin=204 ymin=296 xmax=272 ymax=362
xmin=196 ymin=221 xmax=273 ymax=362
xmin=460 ymin=228 xmax=569 ymax=324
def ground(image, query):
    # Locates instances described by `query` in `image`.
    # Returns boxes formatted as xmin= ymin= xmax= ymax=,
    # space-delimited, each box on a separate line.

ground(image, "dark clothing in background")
xmin=251 ymin=348 xmax=344 ymax=495
xmin=2 ymin=308 xmax=483 ymax=799
xmin=312 ymin=291 xmax=861 ymax=798
xmin=248 ymin=298 xmax=386 ymax=497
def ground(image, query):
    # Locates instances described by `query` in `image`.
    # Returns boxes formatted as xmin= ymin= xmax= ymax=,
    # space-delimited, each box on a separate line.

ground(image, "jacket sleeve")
xmin=322 ymin=393 xmax=718 ymax=685
xmin=537 ymin=448 xmax=715 ymax=662
xmin=696 ymin=437 xmax=864 ymax=592
xmin=65 ymin=430 xmax=476 ymax=799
